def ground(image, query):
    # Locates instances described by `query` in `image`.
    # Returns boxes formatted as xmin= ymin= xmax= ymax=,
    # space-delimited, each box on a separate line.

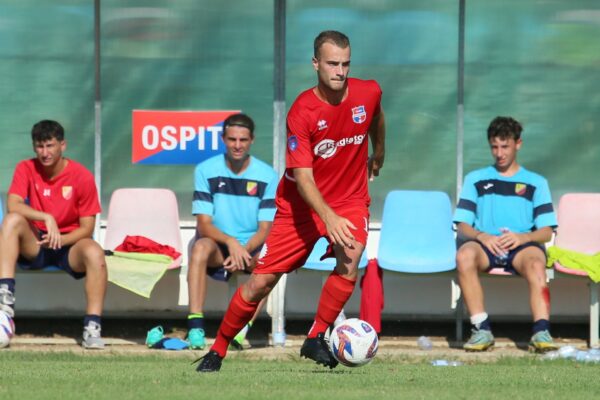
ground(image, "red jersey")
xmin=8 ymin=159 xmax=101 ymax=233
xmin=277 ymin=78 xmax=382 ymax=214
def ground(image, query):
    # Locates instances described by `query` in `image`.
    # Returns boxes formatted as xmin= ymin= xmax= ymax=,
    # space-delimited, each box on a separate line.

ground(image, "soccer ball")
xmin=329 ymin=318 xmax=378 ymax=367
xmin=0 ymin=312 xmax=15 ymax=348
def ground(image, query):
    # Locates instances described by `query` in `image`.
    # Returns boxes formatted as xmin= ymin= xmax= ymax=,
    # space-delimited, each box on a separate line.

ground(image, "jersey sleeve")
xmin=532 ymin=177 xmax=557 ymax=229
xmin=453 ymin=172 xmax=478 ymax=226
xmin=78 ymin=171 xmax=101 ymax=217
xmin=192 ymin=163 xmax=214 ymax=216
xmin=8 ymin=161 xmax=31 ymax=200
xmin=258 ymin=169 xmax=278 ymax=222
xmin=285 ymin=100 xmax=314 ymax=169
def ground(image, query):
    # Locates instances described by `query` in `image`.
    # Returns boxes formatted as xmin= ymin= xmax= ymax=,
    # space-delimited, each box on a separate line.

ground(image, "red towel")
xmin=114 ymin=235 xmax=181 ymax=260
xmin=360 ymin=259 xmax=384 ymax=333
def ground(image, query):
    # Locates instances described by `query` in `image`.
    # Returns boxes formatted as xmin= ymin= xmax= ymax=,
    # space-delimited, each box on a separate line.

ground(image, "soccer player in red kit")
xmin=196 ymin=30 xmax=386 ymax=372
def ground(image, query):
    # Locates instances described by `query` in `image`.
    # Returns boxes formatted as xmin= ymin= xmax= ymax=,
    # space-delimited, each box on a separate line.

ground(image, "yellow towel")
xmin=546 ymin=246 xmax=600 ymax=283
xmin=106 ymin=251 xmax=173 ymax=298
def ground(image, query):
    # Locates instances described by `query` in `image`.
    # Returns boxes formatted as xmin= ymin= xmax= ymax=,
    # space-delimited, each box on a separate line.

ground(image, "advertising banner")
xmin=132 ymin=110 xmax=240 ymax=164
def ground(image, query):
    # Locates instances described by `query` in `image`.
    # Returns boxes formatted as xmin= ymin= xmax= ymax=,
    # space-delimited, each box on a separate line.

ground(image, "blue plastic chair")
xmin=377 ymin=190 xmax=459 ymax=339
xmin=377 ymin=190 xmax=456 ymax=273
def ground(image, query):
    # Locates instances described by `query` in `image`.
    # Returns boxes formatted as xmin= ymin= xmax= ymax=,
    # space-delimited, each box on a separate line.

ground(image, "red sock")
xmin=308 ymin=271 xmax=356 ymax=338
xmin=211 ymin=287 xmax=259 ymax=357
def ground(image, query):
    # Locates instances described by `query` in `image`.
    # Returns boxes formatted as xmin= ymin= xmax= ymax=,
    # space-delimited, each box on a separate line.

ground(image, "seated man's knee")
xmin=83 ymin=240 xmax=106 ymax=267
xmin=1 ymin=212 xmax=28 ymax=232
xmin=456 ymin=245 xmax=480 ymax=273
xmin=525 ymin=258 xmax=547 ymax=285
xmin=190 ymin=239 xmax=214 ymax=264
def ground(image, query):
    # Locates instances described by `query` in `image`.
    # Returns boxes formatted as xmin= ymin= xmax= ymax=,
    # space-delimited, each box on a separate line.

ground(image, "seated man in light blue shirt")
xmin=454 ymin=116 xmax=557 ymax=353
xmin=187 ymin=113 xmax=278 ymax=350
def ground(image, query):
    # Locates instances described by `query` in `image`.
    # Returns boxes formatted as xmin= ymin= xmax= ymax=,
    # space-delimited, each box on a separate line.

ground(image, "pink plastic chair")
xmin=104 ymin=188 xmax=183 ymax=269
xmin=554 ymin=193 xmax=600 ymax=347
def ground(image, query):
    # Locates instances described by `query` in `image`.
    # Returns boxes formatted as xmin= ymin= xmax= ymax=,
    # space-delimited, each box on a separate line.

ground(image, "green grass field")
xmin=1 ymin=351 xmax=600 ymax=400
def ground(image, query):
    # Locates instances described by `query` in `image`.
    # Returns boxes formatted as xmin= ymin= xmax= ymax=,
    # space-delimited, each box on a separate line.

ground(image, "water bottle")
xmin=417 ymin=335 xmax=433 ymax=350
xmin=558 ymin=345 xmax=577 ymax=359
xmin=431 ymin=359 xmax=462 ymax=367
xmin=495 ymin=227 xmax=510 ymax=266
xmin=542 ymin=350 xmax=560 ymax=361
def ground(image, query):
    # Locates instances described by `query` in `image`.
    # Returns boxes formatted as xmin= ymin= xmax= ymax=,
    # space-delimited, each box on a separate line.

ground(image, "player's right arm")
xmin=7 ymin=193 xmax=61 ymax=249
xmin=293 ymin=167 xmax=356 ymax=248
xmin=196 ymin=214 xmax=251 ymax=271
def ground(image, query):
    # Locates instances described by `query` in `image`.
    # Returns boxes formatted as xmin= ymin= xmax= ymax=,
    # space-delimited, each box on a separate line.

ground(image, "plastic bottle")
xmin=542 ymin=350 xmax=560 ymax=361
xmin=558 ymin=345 xmax=577 ymax=359
xmin=496 ymin=227 xmax=510 ymax=266
xmin=417 ymin=335 xmax=433 ymax=350
xmin=431 ymin=359 xmax=462 ymax=367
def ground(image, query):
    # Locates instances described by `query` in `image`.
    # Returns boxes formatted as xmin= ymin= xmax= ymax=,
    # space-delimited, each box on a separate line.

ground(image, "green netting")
xmin=0 ymin=1 xmax=598 ymax=222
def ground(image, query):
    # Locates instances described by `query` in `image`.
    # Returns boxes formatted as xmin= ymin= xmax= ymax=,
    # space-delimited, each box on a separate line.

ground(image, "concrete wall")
xmin=12 ymin=225 xmax=595 ymax=324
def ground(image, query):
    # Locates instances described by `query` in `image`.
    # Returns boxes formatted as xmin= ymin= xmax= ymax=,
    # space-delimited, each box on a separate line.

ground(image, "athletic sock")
xmin=84 ymin=314 xmax=102 ymax=327
xmin=470 ymin=312 xmax=491 ymax=331
xmin=0 ymin=278 xmax=15 ymax=295
xmin=211 ymin=287 xmax=259 ymax=357
xmin=532 ymin=319 xmax=550 ymax=334
xmin=187 ymin=313 xmax=205 ymax=330
xmin=308 ymin=271 xmax=356 ymax=338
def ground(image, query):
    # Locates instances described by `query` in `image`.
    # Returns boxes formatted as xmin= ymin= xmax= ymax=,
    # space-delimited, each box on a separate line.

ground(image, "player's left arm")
xmin=245 ymin=220 xmax=272 ymax=254
xmin=53 ymin=215 xmax=96 ymax=247
xmin=368 ymin=107 xmax=385 ymax=181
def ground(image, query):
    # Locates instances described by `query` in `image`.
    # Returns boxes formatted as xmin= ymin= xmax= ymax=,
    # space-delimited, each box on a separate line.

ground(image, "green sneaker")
xmin=229 ymin=323 xmax=250 ymax=351
xmin=529 ymin=330 xmax=558 ymax=353
xmin=145 ymin=326 xmax=164 ymax=348
xmin=463 ymin=328 xmax=495 ymax=352
xmin=188 ymin=328 xmax=206 ymax=350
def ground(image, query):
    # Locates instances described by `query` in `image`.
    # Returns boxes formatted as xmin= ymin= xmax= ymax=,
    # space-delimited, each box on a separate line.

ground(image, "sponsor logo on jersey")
xmin=317 ymin=119 xmax=328 ymax=131
xmin=352 ymin=105 xmax=366 ymax=124
xmin=313 ymin=134 xmax=366 ymax=159
xmin=247 ymin=181 xmax=258 ymax=196
xmin=62 ymin=186 xmax=73 ymax=200
xmin=515 ymin=183 xmax=527 ymax=196
xmin=288 ymin=135 xmax=298 ymax=151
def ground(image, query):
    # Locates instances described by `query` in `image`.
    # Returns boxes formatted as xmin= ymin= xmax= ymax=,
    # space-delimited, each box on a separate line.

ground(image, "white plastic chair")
xmin=104 ymin=188 xmax=183 ymax=269
xmin=553 ymin=193 xmax=600 ymax=347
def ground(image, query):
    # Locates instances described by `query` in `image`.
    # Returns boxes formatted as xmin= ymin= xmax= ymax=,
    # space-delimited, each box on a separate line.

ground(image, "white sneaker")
xmin=82 ymin=321 xmax=105 ymax=349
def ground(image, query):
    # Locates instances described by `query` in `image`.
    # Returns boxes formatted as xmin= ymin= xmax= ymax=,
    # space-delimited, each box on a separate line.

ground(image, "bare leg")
xmin=187 ymin=238 xmax=224 ymax=314
xmin=68 ymin=238 xmax=107 ymax=315
xmin=456 ymin=242 xmax=490 ymax=317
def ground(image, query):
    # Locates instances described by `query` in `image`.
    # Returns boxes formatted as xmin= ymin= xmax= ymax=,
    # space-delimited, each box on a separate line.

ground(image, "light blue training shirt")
xmin=192 ymin=154 xmax=278 ymax=245
xmin=453 ymin=165 xmax=557 ymax=235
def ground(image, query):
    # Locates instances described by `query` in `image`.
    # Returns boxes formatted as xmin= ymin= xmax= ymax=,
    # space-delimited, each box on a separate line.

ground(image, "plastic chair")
xmin=376 ymin=190 xmax=458 ymax=337
xmin=104 ymin=188 xmax=183 ymax=269
xmin=553 ymin=193 xmax=600 ymax=347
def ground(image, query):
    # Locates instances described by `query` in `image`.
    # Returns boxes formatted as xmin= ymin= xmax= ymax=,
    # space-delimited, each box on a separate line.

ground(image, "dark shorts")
xmin=18 ymin=246 xmax=85 ymax=280
xmin=473 ymin=241 xmax=547 ymax=275
xmin=196 ymin=236 xmax=262 ymax=282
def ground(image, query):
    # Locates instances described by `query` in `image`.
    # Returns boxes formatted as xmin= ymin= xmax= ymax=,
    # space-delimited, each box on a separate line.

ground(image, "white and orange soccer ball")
xmin=0 ymin=312 xmax=15 ymax=348
xmin=329 ymin=318 xmax=378 ymax=367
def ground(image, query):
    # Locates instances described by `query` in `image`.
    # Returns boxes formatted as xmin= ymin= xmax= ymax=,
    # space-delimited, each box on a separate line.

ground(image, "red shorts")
xmin=254 ymin=207 xmax=369 ymax=274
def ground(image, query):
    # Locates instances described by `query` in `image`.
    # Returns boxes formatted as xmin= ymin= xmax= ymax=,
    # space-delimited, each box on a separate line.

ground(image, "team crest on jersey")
xmin=515 ymin=183 xmax=527 ymax=196
xmin=62 ymin=186 xmax=73 ymax=200
xmin=247 ymin=181 xmax=258 ymax=196
xmin=288 ymin=135 xmax=298 ymax=151
xmin=352 ymin=105 xmax=366 ymax=124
